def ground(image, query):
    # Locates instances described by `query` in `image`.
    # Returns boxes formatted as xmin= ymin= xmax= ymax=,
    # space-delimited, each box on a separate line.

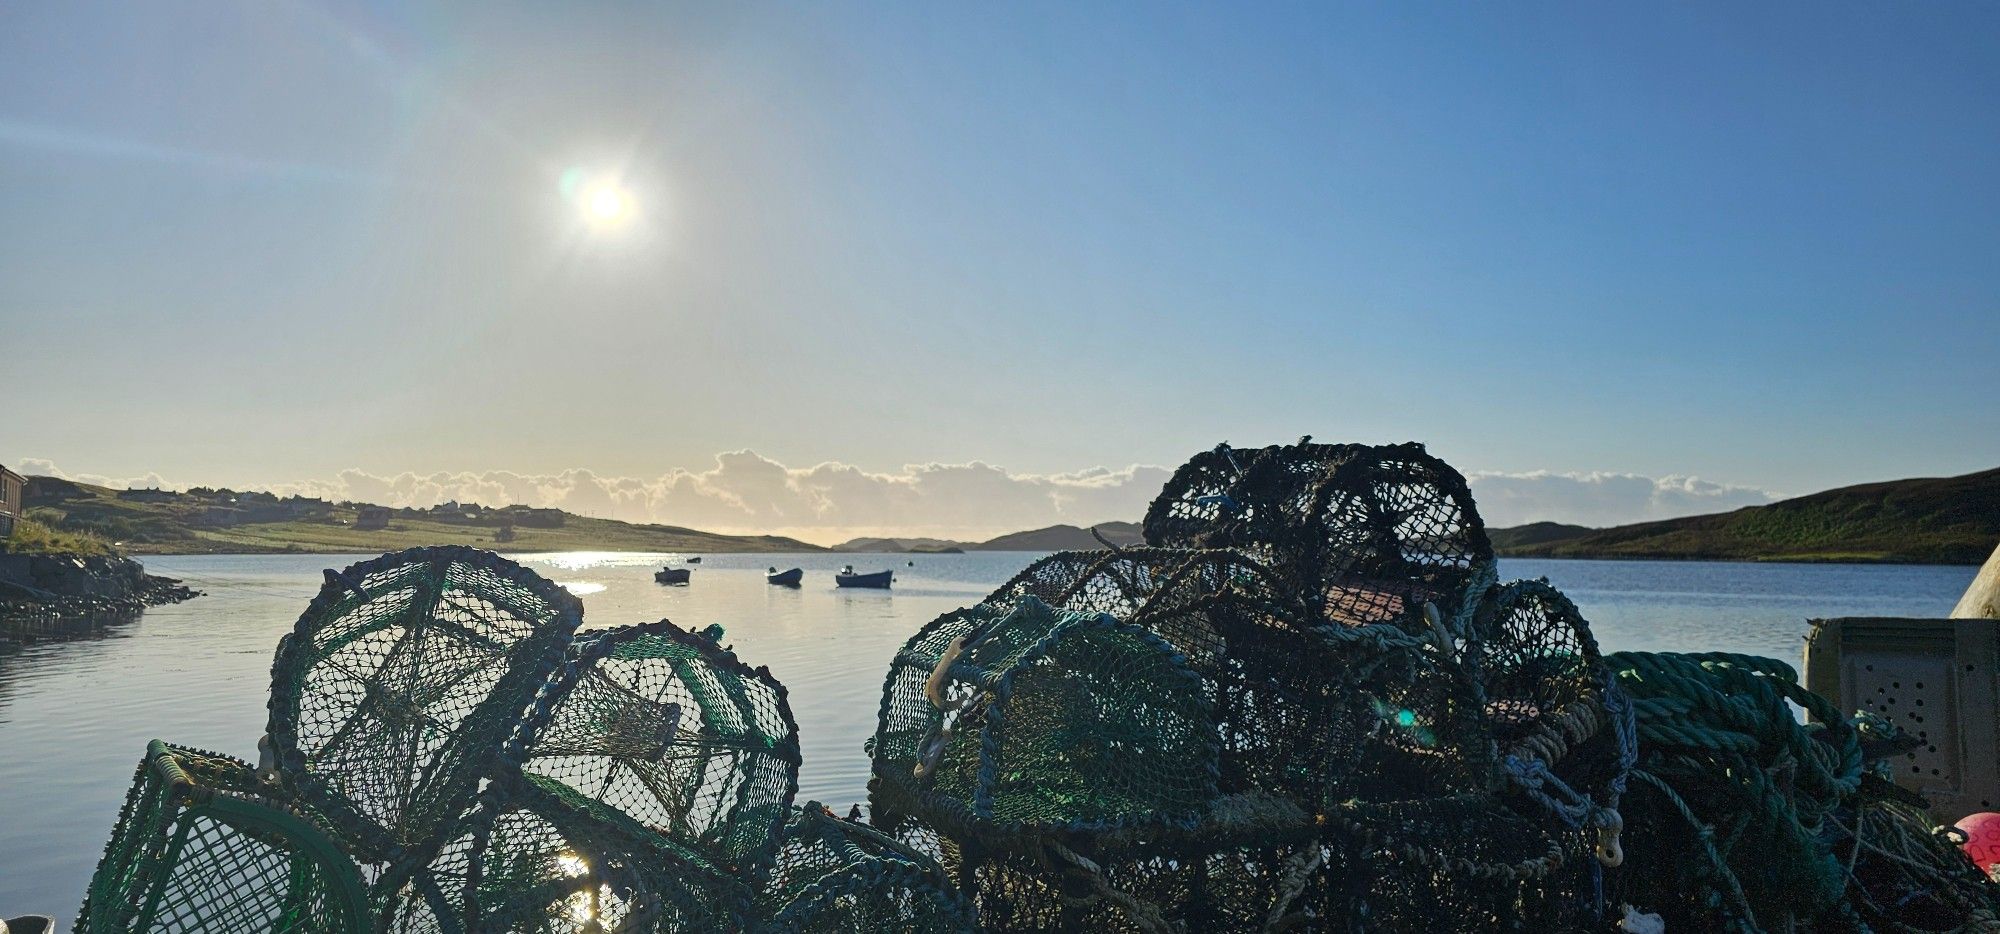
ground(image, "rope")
xmin=1604 ymin=650 xmax=1999 ymax=933
xmin=1043 ymin=841 xmax=1177 ymax=934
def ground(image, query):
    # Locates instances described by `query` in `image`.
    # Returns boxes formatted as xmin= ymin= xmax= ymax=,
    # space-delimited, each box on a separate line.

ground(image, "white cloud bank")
xmin=1465 ymin=471 xmax=1778 ymax=529
xmin=18 ymin=453 xmax=1778 ymax=544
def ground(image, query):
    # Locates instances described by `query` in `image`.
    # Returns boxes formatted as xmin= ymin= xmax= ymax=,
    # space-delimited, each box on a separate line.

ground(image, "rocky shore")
xmin=0 ymin=554 xmax=200 ymax=616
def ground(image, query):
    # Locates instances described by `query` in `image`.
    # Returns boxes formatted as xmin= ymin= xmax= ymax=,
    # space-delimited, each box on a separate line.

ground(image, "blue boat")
xmin=655 ymin=567 xmax=691 ymax=585
xmin=767 ymin=566 xmax=803 ymax=586
xmin=835 ymin=566 xmax=893 ymax=589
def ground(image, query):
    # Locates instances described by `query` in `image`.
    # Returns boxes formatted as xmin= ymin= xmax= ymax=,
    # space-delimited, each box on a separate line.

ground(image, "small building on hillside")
xmin=0 ymin=464 xmax=24 ymax=538
xmin=354 ymin=506 xmax=392 ymax=531
xmin=499 ymin=506 xmax=566 ymax=529
xmin=281 ymin=496 xmax=331 ymax=518
xmin=23 ymin=476 xmax=84 ymax=507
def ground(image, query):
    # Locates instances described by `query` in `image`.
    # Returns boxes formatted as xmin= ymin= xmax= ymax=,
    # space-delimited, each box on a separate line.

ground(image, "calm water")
xmin=0 ymin=552 xmax=1976 ymax=924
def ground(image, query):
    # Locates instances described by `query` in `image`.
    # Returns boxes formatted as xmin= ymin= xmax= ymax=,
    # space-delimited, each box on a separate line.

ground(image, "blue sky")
xmin=3 ymin=3 xmax=1995 ymax=538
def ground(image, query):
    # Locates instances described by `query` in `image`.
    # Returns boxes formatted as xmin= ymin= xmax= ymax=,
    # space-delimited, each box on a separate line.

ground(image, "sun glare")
xmin=561 ymin=166 xmax=638 ymax=233
xmin=581 ymin=181 xmax=632 ymax=226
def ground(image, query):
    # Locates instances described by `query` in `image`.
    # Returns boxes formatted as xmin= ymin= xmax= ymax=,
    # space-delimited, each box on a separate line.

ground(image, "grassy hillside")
xmin=23 ymin=479 xmax=823 ymax=555
xmin=1493 ymin=467 xmax=2000 ymax=564
xmin=1488 ymin=522 xmax=1594 ymax=552
xmin=833 ymin=521 xmax=1147 ymax=553
xmin=832 ymin=537 xmax=967 ymax=553
xmin=1 ymin=517 xmax=118 ymax=556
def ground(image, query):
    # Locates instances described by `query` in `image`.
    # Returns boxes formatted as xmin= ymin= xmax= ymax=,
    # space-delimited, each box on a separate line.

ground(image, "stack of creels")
xmin=866 ymin=441 xmax=1634 ymax=931
xmin=80 ymin=546 xmax=970 ymax=934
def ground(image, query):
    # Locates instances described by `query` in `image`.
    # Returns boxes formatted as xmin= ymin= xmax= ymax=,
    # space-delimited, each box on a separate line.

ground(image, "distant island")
xmin=1488 ymin=466 xmax=2000 ymax=565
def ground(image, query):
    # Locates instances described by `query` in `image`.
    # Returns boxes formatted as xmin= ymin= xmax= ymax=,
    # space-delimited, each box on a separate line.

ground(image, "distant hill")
xmin=1491 ymin=467 xmax=2000 ymax=564
xmin=831 ymin=537 xmax=966 ymax=554
xmin=831 ymin=521 xmax=1147 ymax=554
xmin=1488 ymin=522 xmax=1595 ymax=551
xmin=974 ymin=521 xmax=1145 ymax=551
xmin=20 ymin=478 xmax=823 ymax=555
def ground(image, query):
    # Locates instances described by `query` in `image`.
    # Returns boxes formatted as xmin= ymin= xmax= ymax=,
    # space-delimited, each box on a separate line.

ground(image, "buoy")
xmin=1953 ymin=812 xmax=2000 ymax=874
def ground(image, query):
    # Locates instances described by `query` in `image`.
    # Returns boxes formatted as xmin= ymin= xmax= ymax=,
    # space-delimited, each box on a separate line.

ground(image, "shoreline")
xmin=117 ymin=546 xmax=1986 ymax=570
xmin=0 ymin=553 xmax=200 ymax=617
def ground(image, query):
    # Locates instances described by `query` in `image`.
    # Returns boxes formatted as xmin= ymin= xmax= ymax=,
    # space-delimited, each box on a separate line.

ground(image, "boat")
xmin=686 ymin=556 xmax=702 ymax=564
xmin=654 ymin=567 xmax=691 ymax=585
xmin=835 ymin=566 xmax=893 ymax=589
xmin=767 ymin=566 xmax=803 ymax=586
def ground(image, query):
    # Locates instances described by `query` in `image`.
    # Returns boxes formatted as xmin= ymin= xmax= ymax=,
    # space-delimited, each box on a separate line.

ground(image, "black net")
xmin=1143 ymin=440 xmax=1494 ymax=636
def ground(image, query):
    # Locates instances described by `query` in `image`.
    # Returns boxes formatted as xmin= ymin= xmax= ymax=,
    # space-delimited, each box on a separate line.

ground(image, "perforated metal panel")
xmin=1804 ymin=617 xmax=2000 ymax=820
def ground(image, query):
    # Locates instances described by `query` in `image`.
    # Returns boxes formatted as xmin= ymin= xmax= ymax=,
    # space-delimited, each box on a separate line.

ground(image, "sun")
xmin=579 ymin=181 xmax=633 ymax=226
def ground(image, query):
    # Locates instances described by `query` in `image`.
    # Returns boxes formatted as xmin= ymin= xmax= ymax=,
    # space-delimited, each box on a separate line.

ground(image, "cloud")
xmin=1465 ymin=471 xmax=1778 ymax=528
xmin=16 ymin=453 xmax=1778 ymax=543
xmin=17 ymin=452 xmax=1169 ymax=545
xmin=16 ymin=457 xmax=171 ymax=494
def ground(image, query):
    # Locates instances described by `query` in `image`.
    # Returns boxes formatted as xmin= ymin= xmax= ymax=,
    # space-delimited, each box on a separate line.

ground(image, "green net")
xmin=509 ymin=620 xmax=802 ymax=882
xmin=77 ymin=741 xmax=370 ymax=934
xmin=266 ymin=547 xmax=584 ymax=862
xmin=870 ymin=596 xmax=1218 ymax=851
xmin=758 ymin=803 xmax=973 ymax=932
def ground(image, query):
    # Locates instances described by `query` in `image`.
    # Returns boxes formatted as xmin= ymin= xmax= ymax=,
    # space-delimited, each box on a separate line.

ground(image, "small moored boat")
xmin=686 ymin=556 xmax=702 ymax=564
xmin=835 ymin=566 xmax=893 ymax=589
xmin=655 ymin=567 xmax=691 ymax=585
xmin=767 ymin=567 xmax=803 ymax=586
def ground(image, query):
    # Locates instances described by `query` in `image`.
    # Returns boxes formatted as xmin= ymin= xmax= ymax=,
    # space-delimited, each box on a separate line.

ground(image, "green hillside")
xmin=1493 ymin=467 xmax=2000 ymax=564
xmin=973 ymin=522 xmax=1146 ymax=551
xmin=21 ymin=478 xmax=823 ymax=555
xmin=831 ymin=521 xmax=1147 ymax=553
xmin=1487 ymin=522 xmax=1594 ymax=552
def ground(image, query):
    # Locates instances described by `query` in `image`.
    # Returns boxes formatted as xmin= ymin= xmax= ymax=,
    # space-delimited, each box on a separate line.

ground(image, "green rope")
xmin=1605 ymin=650 xmax=1998 ymax=933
